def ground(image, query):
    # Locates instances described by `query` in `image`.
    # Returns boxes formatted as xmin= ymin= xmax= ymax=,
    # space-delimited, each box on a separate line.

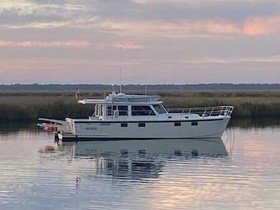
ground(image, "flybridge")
xmin=78 ymin=92 xmax=161 ymax=105
xmin=108 ymin=93 xmax=160 ymax=103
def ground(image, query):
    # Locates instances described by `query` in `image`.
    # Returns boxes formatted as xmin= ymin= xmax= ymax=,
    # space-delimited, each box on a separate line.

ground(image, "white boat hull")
xmin=57 ymin=116 xmax=231 ymax=142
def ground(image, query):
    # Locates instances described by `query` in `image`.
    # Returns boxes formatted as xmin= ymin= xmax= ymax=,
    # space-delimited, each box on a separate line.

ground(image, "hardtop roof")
xmin=78 ymin=93 xmax=163 ymax=105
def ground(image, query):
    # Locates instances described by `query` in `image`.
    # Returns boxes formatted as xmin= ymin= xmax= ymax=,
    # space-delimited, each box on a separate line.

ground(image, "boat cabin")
xmin=78 ymin=92 xmax=168 ymax=119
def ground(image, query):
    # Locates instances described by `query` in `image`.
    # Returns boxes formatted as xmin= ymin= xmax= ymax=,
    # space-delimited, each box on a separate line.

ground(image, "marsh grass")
xmin=0 ymin=91 xmax=279 ymax=122
xmin=0 ymin=102 xmax=93 ymax=122
xmin=159 ymin=91 xmax=280 ymax=119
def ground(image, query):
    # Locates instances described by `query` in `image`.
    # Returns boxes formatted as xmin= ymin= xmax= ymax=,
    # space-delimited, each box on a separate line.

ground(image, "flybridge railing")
xmin=168 ymin=106 xmax=234 ymax=117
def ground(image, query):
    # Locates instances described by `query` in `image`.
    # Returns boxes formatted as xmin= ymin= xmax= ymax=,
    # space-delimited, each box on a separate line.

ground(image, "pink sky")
xmin=0 ymin=0 xmax=280 ymax=84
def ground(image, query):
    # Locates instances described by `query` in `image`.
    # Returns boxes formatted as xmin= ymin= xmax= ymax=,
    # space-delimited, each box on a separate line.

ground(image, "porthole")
xmin=191 ymin=121 xmax=198 ymax=126
xmin=138 ymin=123 xmax=146 ymax=127
xmin=174 ymin=122 xmax=181 ymax=126
xmin=121 ymin=123 xmax=128 ymax=127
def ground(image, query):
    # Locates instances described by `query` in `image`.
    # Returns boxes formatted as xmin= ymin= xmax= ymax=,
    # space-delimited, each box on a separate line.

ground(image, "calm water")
xmin=0 ymin=124 xmax=280 ymax=210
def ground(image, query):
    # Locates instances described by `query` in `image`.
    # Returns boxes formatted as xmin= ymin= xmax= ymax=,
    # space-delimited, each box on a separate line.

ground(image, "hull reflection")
xmin=61 ymin=138 xmax=228 ymax=157
xmin=59 ymin=139 xmax=228 ymax=179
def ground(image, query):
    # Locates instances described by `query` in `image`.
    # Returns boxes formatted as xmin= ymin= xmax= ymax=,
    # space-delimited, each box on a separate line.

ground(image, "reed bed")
xmin=0 ymin=91 xmax=280 ymax=122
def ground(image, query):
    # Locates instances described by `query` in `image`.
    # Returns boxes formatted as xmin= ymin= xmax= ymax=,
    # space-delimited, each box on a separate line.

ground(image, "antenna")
xmin=144 ymin=68 xmax=149 ymax=96
xmin=119 ymin=46 xmax=122 ymax=93
xmin=119 ymin=68 xmax=122 ymax=93
xmin=112 ymin=84 xmax=116 ymax=94
xmin=120 ymin=84 xmax=122 ymax=93
xmin=145 ymin=84 xmax=147 ymax=96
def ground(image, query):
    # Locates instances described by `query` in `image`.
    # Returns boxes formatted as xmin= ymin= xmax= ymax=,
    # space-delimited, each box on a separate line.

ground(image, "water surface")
xmin=0 ymin=124 xmax=280 ymax=209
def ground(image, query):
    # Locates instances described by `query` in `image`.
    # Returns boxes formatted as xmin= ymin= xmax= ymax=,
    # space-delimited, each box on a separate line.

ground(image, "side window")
xmin=118 ymin=106 xmax=128 ymax=116
xmin=106 ymin=106 xmax=117 ymax=116
xmin=132 ymin=106 xmax=156 ymax=116
xmin=113 ymin=105 xmax=118 ymax=116
xmin=107 ymin=106 xmax=113 ymax=116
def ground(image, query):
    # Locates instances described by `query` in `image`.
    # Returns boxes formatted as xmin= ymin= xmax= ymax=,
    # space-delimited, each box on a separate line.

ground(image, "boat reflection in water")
xmin=58 ymin=138 xmax=228 ymax=180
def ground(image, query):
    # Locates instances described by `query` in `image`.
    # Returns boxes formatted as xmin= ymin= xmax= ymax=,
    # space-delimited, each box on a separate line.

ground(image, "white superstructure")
xmin=38 ymin=91 xmax=234 ymax=142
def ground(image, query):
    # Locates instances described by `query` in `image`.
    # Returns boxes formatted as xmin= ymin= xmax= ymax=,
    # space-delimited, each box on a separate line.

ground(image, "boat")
xmin=38 ymin=91 xmax=234 ymax=142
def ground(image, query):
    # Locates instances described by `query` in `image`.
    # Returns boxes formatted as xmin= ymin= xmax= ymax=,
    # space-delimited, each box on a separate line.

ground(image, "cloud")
xmin=1 ymin=0 xmax=280 ymax=38
xmin=0 ymin=0 xmax=91 ymax=15
xmin=130 ymin=0 xmax=279 ymax=5
xmin=4 ymin=15 xmax=280 ymax=37
xmin=98 ymin=14 xmax=280 ymax=38
xmin=2 ymin=0 xmax=280 ymax=28
xmin=0 ymin=0 xmax=95 ymax=27
xmin=128 ymin=0 xmax=280 ymax=23
xmin=4 ymin=17 xmax=100 ymax=29
xmin=243 ymin=16 xmax=280 ymax=36
xmin=94 ymin=19 xmax=242 ymax=38
xmin=113 ymin=42 xmax=144 ymax=50
xmin=0 ymin=40 xmax=91 ymax=48
xmin=180 ymin=55 xmax=280 ymax=64
xmin=1 ymin=0 xmax=280 ymax=85
xmin=0 ymin=39 xmax=145 ymax=52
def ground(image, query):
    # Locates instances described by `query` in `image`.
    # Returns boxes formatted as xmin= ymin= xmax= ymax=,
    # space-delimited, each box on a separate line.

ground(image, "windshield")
xmin=153 ymin=104 xmax=167 ymax=114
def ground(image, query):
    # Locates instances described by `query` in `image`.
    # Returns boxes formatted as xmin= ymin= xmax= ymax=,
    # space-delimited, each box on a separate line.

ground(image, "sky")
xmin=0 ymin=0 xmax=280 ymax=84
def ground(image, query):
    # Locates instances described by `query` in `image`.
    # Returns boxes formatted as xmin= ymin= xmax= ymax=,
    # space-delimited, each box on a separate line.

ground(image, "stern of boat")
xmin=37 ymin=117 xmax=74 ymax=135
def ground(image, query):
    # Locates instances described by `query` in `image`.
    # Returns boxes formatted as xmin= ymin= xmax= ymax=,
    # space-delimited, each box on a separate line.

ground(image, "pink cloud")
xmin=243 ymin=16 xmax=280 ymax=36
xmin=113 ymin=42 xmax=144 ymax=50
xmin=205 ymin=20 xmax=241 ymax=35
xmin=99 ymin=19 xmax=242 ymax=38
xmin=99 ymin=16 xmax=280 ymax=38
xmin=0 ymin=40 xmax=91 ymax=48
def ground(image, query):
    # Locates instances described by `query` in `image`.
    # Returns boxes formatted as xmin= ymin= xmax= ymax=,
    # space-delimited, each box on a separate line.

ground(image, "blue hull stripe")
xmin=61 ymin=136 xmax=219 ymax=142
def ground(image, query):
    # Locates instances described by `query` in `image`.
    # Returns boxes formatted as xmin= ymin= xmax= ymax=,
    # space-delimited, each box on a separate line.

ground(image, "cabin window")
xmin=118 ymin=106 xmax=128 ymax=116
xmin=121 ymin=123 xmax=128 ymax=127
xmin=153 ymin=104 xmax=167 ymax=114
xmin=174 ymin=122 xmax=181 ymax=126
xmin=138 ymin=123 xmax=146 ymax=127
xmin=191 ymin=121 xmax=198 ymax=126
xmin=107 ymin=105 xmax=128 ymax=116
xmin=100 ymin=105 xmax=103 ymax=117
xmin=132 ymin=106 xmax=156 ymax=116
xmin=107 ymin=106 xmax=113 ymax=116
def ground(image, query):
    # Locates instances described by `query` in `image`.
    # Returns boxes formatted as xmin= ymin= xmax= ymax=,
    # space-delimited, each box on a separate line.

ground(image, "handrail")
xmin=168 ymin=106 xmax=234 ymax=117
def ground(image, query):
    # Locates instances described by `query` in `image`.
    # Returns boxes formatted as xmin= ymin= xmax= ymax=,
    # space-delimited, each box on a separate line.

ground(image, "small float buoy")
xmin=43 ymin=124 xmax=58 ymax=132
